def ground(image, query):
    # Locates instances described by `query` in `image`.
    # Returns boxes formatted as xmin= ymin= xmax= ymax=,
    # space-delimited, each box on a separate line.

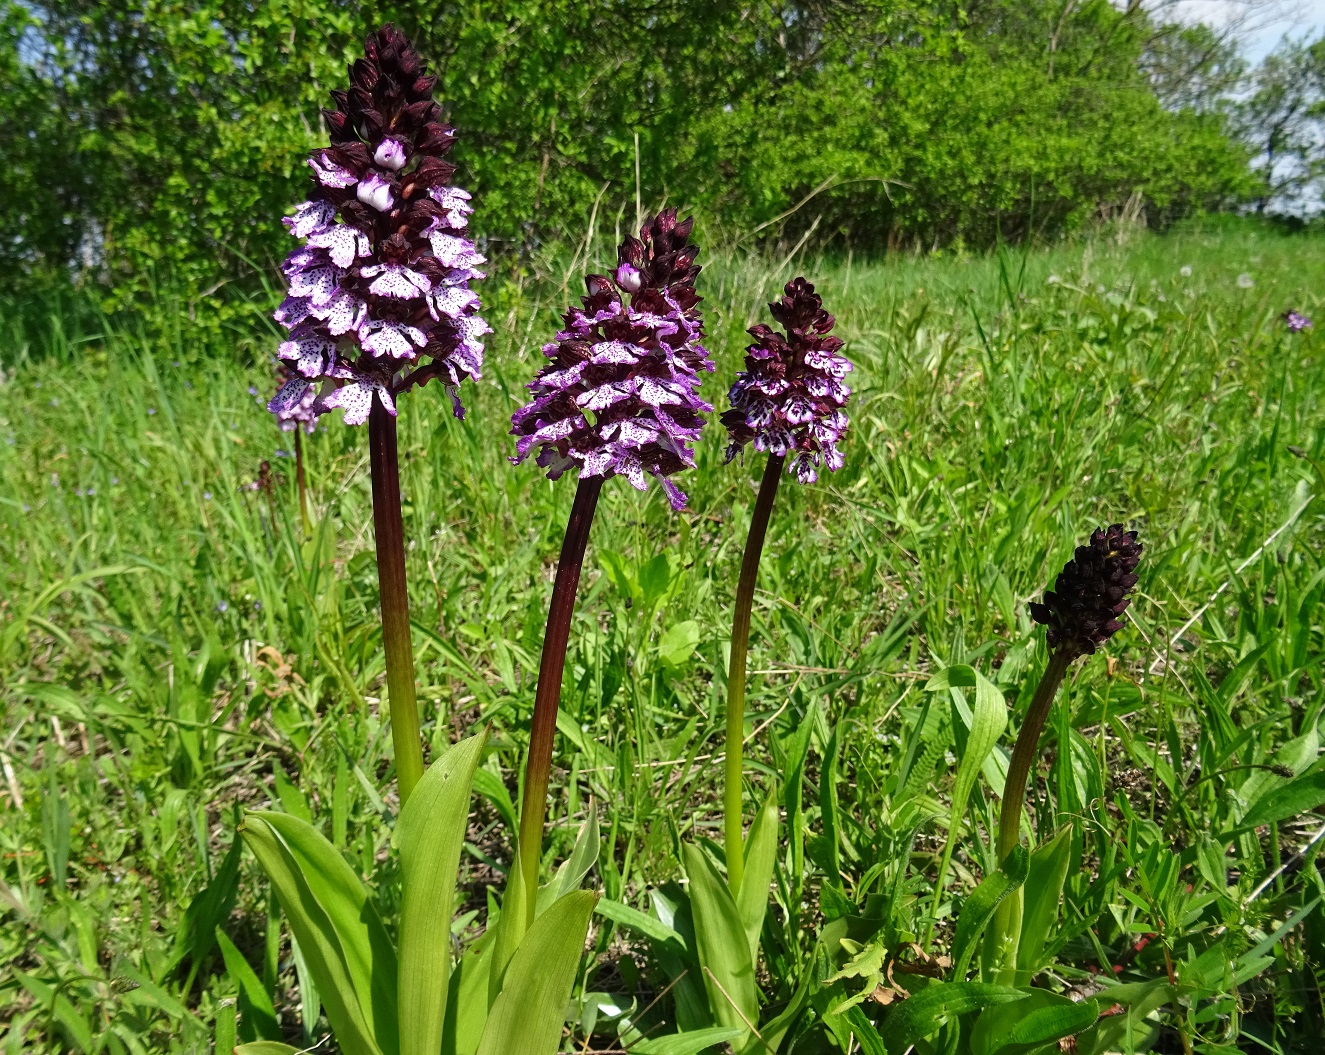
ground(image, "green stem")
xmin=724 ymin=452 xmax=784 ymax=895
xmin=295 ymin=427 xmax=312 ymax=538
xmin=518 ymin=475 xmax=603 ymax=926
xmin=368 ymin=401 xmax=424 ymax=806
xmin=997 ymin=649 xmax=1073 ymax=860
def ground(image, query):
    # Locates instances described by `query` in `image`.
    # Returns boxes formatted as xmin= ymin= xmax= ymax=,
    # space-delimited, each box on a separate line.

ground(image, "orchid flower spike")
xmin=269 ymin=24 xmax=490 ymax=429
xmin=721 ymin=277 xmax=852 ymax=484
xmin=510 ymin=209 xmax=713 ymax=510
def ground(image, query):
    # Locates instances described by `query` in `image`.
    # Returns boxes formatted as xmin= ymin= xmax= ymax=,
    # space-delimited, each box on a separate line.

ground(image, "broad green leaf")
xmin=630 ymin=1026 xmax=746 ymax=1054
xmin=1014 ymin=826 xmax=1073 ymax=984
xmin=659 ymin=619 xmax=701 ymax=667
xmin=486 ymin=847 xmax=528 ymax=1005
xmin=969 ymin=990 xmax=1099 ymax=1055
xmin=736 ymin=792 xmax=779 ymax=966
xmin=879 ymin=982 xmax=1023 ymax=1055
xmin=1243 ymin=771 xmax=1325 ymax=827
xmin=444 ymin=930 xmax=495 ymax=1055
xmin=1074 ymin=980 xmax=1172 ymax=1055
xmin=475 ymin=890 xmax=597 ymax=1055
xmin=950 ymin=844 xmax=1028 ymax=979
xmin=395 ymin=732 xmax=487 ymax=1055
xmin=217 ymin=928 xmax=281 ymax=1043
xmin=240 ymin=814 xmax=383 ymax=1055
xmin=552 ymin=805 xmax=601 ymax=901
xmin=235 ymin=1044 xmax=301 ymax=1055
xmin=595 ymin=897 xmax=688 ymax=956
xmin=682 ymin=843 xmax=757 ymax=1043
xmin=258 ymin=811 xmax=398 ymax=1055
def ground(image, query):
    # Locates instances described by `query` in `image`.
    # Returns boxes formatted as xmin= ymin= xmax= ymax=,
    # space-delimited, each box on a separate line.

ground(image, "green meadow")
xmin=3 ymin=219 xmax=1325 ymax=1053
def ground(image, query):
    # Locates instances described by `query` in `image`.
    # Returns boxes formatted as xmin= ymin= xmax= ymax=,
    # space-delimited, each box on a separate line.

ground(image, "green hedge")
xmin=2 ymin=0 xmax=1257 ymax=308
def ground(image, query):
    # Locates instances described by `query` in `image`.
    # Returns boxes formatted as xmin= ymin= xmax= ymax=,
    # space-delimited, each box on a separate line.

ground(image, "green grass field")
xmin=2 ymin=219 xmax=1325 ymax=1053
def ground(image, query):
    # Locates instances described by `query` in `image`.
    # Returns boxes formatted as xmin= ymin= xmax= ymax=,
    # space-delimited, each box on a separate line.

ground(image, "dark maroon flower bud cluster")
xmin=510 ymin=209 xmax=713 ymax=510
xmin=269 ymin=24 xmax=489 ymax=428
xmin=1030 ymin=524 xmax=1143 ymax=657
xmin=721 ymin=277 xmax=851 ymax=484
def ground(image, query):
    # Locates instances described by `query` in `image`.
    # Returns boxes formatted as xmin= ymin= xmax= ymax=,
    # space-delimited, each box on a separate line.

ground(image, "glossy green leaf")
xmin=682 ymin=843 xmax=757 ymax=1041
xmin=595 ymin=897 xmax=688 ymax=956
xmin=951 ymin=844 xmax=1028 ymax=979
xmin=475 ymin=889 xmax=597 ymax=1055
xmin=552 ymin=805 xmax=600 ymax=901
xmin=395 ymin=732 xmax=487 ymax=1055
xmin=216 ymin=928 xmax=281 ymax=1043
xmin=630 ymin=1027 xmax=746 ymax=1054
xmin=443 ymin=930 xmax=495 ymax=1055
xmin=879 ymin=982 xmax=1023 ymax=1055
xmin=240 ymin=813 xmax=384 ymax=1055
xmin=969 ymin=990 xmax=1099 ymax=1055
xmin=235 ymin=1044 xmax=301 ymax=1055
xmin=1014 ymin=827 xmax=1073 ymax=985
xmin=259 ymin=811 xmax=398 ymax=1054
xmin=659 ymin=619 xmax=701 ymax=667
xmin=736 ymin=792 xmax=778 ymax=966
xmin=486 ymin=847 xmax=528 ymax=1006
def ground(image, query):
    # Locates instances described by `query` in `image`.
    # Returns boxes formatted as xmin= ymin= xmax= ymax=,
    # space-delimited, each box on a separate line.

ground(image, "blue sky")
xmin=1172 ymin=0 xmax=1325 ymax=60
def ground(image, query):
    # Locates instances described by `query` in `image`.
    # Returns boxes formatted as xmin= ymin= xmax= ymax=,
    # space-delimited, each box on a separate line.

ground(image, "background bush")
xmin=2 ymin=0 xmax=1259 ymax=313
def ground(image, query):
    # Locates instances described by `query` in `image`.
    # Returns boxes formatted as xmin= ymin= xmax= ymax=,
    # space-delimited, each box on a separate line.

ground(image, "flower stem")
xmin=294 ymin=428 xmax=312 ymax=537
xmin=518 ymin=475 xmax=604 ymax=925
xmin=368 ymin=401 xmax=424 ymax=806
xmin=997 ymin=648 xmax=1073 ymax=860
xmin=724 ymin=452 xmax=784 ymax=895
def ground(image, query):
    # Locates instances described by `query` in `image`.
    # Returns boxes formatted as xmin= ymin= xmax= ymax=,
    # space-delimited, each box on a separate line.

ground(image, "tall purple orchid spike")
xmin=268 ymin=24 xmax=489 ymax=429
xmin=716 ymin=276 xmax=852 ymax=895
xmin=507 ymin=209 xmax=710 ymax=930
xmin=721 ymin=277 xmax=852 ymax=485
xmin=262 ymin=24 xmax=491 ymax=806
xmin=510 ymin=209 xmax=713 ymax=510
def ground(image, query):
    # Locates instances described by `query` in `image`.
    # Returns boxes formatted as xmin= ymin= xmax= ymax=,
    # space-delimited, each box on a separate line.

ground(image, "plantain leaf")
xmin=950 ymin=845 xmax=1028 ymax=980
xmin=240 ymin=814 xmax=384 ymax=1055
xmin=216 ymin=928 xmax=281 ymax=1043
xmin=630 ymin=1026 xmax=747 ymax=1054
xmin=395 ymin=732 xmax=487 ymax=1055
xmin=1014 ymin=827 xmax=1073 ymax=985
xmin=682 ymin=843 xmax=757 ymax=1043
xmin=969 ymin=990 xmax=1099 ymax=1055
xmin=879 ymin=981 xmax=1023 ymax=1055
xmin=1243 ymin=771 xmax=1325 ymax=828
xmin=736 ymin=792 xmax=779 ymax=967
xmin=475 ymin=890 xmax=597 ymax=1055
